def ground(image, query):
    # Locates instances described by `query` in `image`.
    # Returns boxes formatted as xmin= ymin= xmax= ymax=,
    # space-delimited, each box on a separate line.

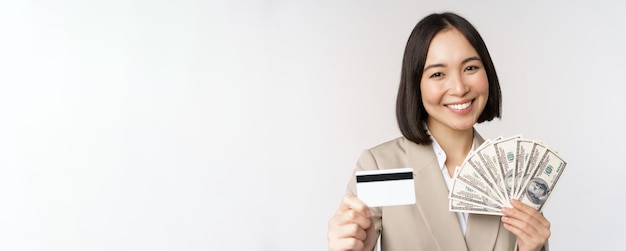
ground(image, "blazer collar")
xmin=465 ymin=132 xmax=502 ymax=250
xmin=405 ymin=130 xmax=500 ymax=251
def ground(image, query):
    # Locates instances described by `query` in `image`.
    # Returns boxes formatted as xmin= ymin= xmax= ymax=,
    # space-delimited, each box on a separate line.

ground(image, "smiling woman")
xmin=327 ymin=12 xmax=550 ymax=251
xmin=395 ymin=14 xmax=502 ymax=147
xmin=420 ymin=28 xmax=490 ymax=138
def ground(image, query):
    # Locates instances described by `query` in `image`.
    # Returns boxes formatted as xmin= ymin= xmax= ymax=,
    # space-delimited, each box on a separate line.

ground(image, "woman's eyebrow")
xmin=423 ymin=56 xmax=482 ymax=71
xmin=462 ymin=56 xmax=482 ymax=64
xmin=423 ymin=63 xmax=445 ymax=72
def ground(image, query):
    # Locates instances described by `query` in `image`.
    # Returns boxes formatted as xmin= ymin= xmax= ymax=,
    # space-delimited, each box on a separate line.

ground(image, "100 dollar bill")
xmin=518 ymin=148 xmax=566 ymax=211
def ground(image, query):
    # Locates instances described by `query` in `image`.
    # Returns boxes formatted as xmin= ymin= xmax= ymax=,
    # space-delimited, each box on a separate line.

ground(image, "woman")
xmin=327 ymin=12 xmax=550 ymax=251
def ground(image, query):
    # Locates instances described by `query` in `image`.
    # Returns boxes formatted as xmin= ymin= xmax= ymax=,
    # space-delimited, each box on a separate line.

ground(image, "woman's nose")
xmin=448 ymin=73 xmax=470 ymax=96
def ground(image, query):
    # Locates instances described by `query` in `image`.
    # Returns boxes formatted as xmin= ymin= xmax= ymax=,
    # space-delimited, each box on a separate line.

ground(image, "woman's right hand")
xmin=327 ymin=195 xmax=377 ymax=251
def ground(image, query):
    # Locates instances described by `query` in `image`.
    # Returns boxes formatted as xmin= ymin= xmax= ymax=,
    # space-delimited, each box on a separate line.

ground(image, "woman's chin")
xmin=451 ymin=121 xmax=477 ymax=131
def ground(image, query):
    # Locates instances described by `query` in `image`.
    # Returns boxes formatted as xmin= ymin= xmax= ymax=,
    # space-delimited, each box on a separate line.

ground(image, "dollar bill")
xmin=455 ymin=154 xmax=505 ymax=205
xmin=518 ymin=148 xmax=567 ymax=211
xmin=449 ymin=198 xmax=502 ymax=216
xmin=493 ymin=135 xmax=522 ymax=200
xmin=475 ymin=143 xmax=508 ymax=202
xmin=514 ymin=139 xmax=534 ymax=198
xmin=514 ymin=142 xmax=547 ymax=199
xmin=449 ymin=176 xmax=503 ymax=210
xmin=449 ymin=136 xmax=566 ymax=215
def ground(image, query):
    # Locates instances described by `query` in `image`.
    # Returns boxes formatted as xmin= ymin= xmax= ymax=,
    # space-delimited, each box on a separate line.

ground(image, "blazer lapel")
xmin=406 ymin=140 xmax=468 ymax=251
xmin=464 ymin=214 xmax=502 ymax=250
xmin=465 ymin=131 xmax=501 ymax=250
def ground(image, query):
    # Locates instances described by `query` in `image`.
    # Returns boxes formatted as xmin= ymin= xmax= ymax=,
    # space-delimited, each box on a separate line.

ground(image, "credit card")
xmin=356 ymin=168 xmax=415 ymax=207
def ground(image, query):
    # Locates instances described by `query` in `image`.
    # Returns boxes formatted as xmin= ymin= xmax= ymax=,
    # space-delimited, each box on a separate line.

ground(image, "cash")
xmin=449 ymin=136 xmax=566 ymax=215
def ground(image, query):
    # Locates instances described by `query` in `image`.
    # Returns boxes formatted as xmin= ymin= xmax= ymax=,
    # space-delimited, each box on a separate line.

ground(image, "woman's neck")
xmin=428 ymin=123 xmax=474 ymax=161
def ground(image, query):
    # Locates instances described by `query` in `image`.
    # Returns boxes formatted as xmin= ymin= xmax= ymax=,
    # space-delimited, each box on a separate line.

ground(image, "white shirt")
xmin=430 ymin=136 xmax=472 ymax=235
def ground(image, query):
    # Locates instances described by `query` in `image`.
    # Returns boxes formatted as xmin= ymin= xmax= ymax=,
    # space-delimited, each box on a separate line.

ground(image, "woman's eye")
xmin=464 ymin=65 xmax=479 ymax=71
xmin=429 ymin=72 xmax=443 ymax=78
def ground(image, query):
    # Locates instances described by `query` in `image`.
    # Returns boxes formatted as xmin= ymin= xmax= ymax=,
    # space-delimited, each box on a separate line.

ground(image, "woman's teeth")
xmin=447 ymin=100 xmax=472 ymax=110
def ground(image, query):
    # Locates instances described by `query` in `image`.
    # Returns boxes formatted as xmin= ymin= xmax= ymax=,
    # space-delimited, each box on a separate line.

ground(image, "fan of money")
xmin=448 ymin=135 xmax=567 ymax=215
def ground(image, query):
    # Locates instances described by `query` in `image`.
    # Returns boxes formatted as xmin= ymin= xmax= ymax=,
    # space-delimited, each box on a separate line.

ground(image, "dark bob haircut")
xmin=396 ymin=12 xmax=502 ymax=145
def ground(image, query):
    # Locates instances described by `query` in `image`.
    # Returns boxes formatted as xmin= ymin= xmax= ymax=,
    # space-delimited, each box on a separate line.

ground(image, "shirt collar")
xmin=428 ymin=129 xmax=476 ymax=172
xmin=430 ymin=135 xmax=447 ymax=172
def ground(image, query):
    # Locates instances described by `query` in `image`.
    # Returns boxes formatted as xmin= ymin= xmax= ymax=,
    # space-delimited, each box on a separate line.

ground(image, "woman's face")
xmin=420 ymin=28 xmax=489 ymax=133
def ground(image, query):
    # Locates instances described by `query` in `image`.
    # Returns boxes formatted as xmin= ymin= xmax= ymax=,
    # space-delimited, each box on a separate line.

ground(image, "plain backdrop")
xmin=1 ymin=0 xmax=625 ymax=250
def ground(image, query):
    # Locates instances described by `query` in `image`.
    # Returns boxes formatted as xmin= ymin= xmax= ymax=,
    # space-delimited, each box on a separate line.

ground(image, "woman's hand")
xmin=501 ymin=199 xmax=551 ymax=251
xmin=328 ymin=195 xmax=377 ymax=251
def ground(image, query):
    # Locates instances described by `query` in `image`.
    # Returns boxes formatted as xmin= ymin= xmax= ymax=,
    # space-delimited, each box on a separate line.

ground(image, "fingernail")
xmin=501 ymin=207 xmax=509 ymax=214
xmin=501 ymin=216 xmax=508 ymax=222
xmin=510 ymin=199 xmax=519 ymax=206
xmin=365 ymin=209 xmax=371 ymax=218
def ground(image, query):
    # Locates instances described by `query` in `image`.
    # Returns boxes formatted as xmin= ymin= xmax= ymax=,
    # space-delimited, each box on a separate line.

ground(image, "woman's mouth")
xmin=446 ymin=100 xmax=473 ymax=110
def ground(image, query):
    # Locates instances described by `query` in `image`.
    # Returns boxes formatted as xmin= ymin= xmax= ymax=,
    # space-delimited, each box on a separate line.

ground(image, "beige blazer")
xmin=345 ymin=132 xmax=548 ymax=251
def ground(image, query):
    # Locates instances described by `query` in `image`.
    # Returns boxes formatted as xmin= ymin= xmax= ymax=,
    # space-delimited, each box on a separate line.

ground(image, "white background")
xmin=1 ymin=0 xmax=625 ymax=250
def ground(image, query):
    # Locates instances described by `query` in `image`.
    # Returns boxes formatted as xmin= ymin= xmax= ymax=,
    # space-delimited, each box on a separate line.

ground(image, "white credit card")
xmin=356 ymin=168 xmax=416 ymax=207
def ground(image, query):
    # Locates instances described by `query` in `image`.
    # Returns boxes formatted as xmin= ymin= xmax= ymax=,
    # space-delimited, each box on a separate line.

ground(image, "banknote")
xmin=449 ymin=136 xmax=566 ymax=215
xmin=449 ymin=198 xmax=502 ymax=216
xmin=514 ymin=142 xmax=547 ymax=199
xmin=449 ymin=174 xmax=503 ymax=209
xmin=493 ymin=135 xmax=522 ymax=200
xmin=455 ymin=155 xmax=506 ymax=205
xmin=518 ymin=148 xmax=567 ymax=211
xmin=475 ymin=142 xmax=508 ymax=202
xmin=514 ymin=139 xmax=534 ymax=198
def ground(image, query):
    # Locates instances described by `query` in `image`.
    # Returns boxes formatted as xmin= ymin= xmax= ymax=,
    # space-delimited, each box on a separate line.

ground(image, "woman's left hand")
xmin=501 ymin=199 xmax=551 ymax=251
